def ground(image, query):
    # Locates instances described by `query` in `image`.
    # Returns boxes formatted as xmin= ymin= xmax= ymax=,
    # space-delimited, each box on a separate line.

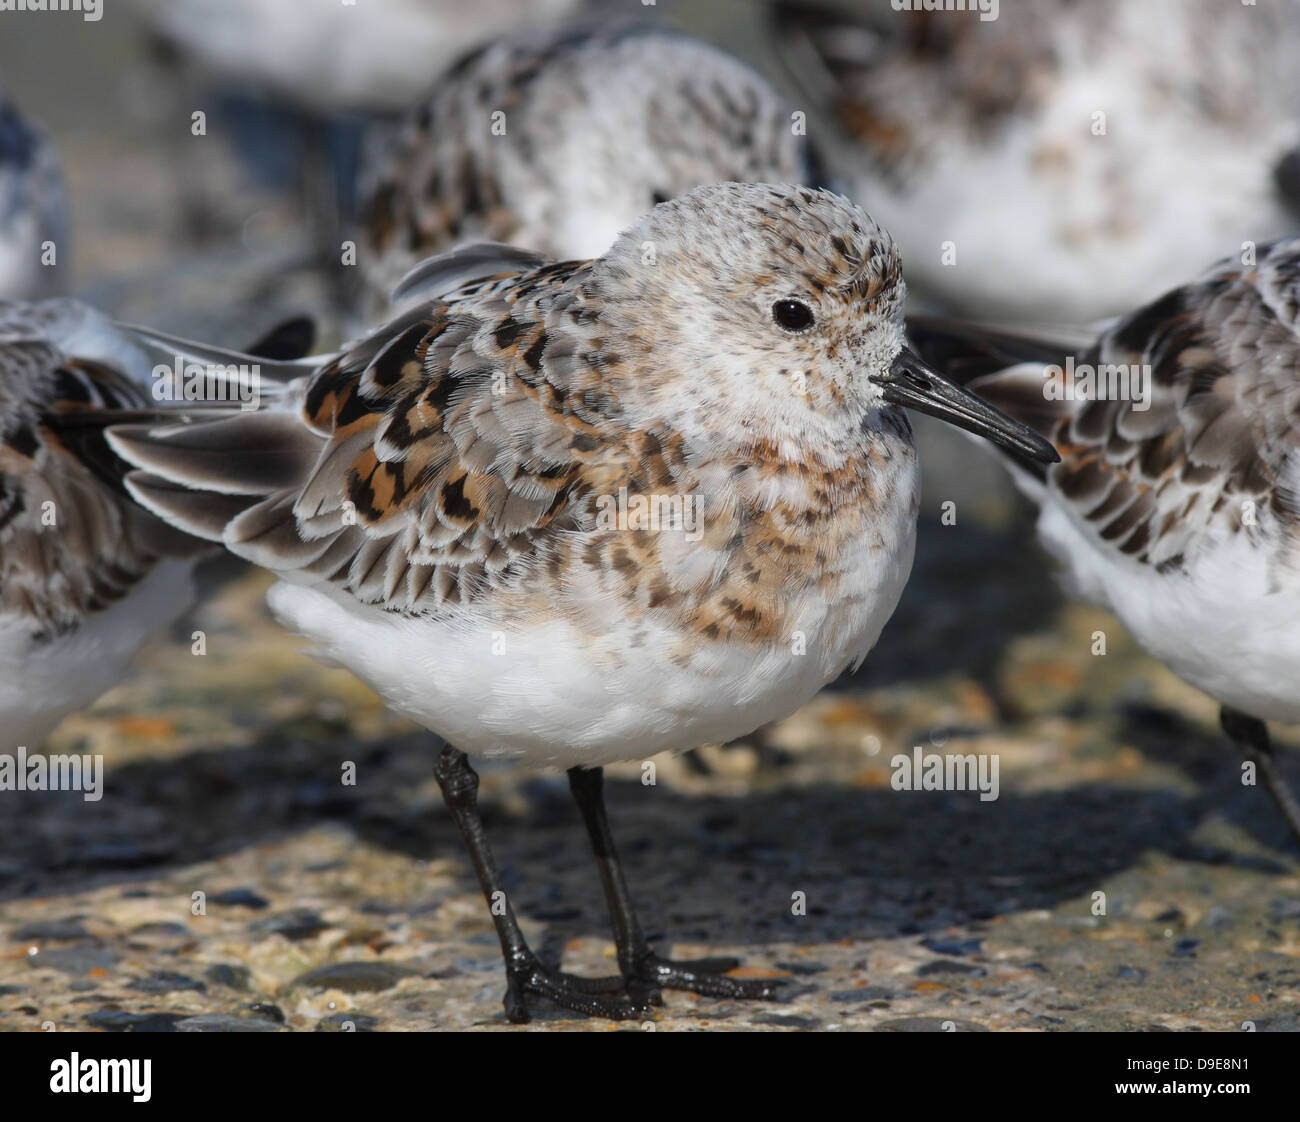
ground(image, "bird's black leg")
xmin=1220 ymin=707 xmax=1300 ymax=845
xmin=434 ymin=745 xmax=651 ymax=1023
xmin=567 ymin=764 xmax=783 ymax=1003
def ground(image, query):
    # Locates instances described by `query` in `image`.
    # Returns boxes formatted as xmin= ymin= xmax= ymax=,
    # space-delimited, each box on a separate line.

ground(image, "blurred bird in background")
xmin=772 ymin=0 xmax=1300 ymax=321
xmin=128 ymin=0 xmax=586 ymax=256
xmin=0 ymin=87 xmax=68 ymax=301
xmin=0 ymin=300 xmax=205 ymax=750
xmin=353 ymin=22 xmax=819 ymax=322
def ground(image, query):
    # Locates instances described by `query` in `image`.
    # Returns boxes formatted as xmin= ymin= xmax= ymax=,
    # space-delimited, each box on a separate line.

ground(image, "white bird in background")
xmin=132 ymin=0 xmax=583 ymax=115
xmin=771 ymin=0 xmax=1300 ymax=321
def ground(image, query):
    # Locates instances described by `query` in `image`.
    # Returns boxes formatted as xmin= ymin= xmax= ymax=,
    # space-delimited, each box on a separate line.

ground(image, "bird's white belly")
xmin=1037 ymin=500 xmax=1300 ymax=725
xmin=265 ymin=486 xmax=919 ymax=768
xmin=0 ymin=560 xmax=194 ymax=751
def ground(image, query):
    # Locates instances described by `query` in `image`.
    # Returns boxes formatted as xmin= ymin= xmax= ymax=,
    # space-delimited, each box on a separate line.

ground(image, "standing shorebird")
xmin=0 ymin=300 xmax=203 ymax=751
xmin=108 ymin=183 xmax=1055 ymax=1022
xmin=770 ymin=0 xmax=1300 ymax=320
xmin=908 ymin=239 xmax=1300 ymax=843
xmin=354 ymin=22 xmax=818 ymax=321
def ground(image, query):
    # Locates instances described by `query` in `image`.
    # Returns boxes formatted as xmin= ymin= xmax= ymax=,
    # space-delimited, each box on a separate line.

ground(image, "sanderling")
xmin=908 ymin=238 xmax=1300 ymax=841
xmin=109 ymin=183 xmax=1055 ymax=1021
xmin=0 ymin=91 xmax=67 ymax=301
xmin=771 ymin=0 xmax=1300 ymax=321
xmin=0 ymin=300 xmax=205 ymax=752
xmin=354 ymin=23 xmax=819 ymax=321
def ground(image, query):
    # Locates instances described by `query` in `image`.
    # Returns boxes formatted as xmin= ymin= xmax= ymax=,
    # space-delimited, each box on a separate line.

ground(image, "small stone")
xmin=253 ymin=910 xmax=331 ymax=941
xmin=917 ymin=960 xmax=986 ymax=977
xmin=85 ymin=1010 xmax=187 ymax=1033
xmin=204 ymin=964 xmax=252 ymax=991
xmin=13 ymin=919 xmax=91 ymax=942
xmin=127 ymin=970 xmax=206 ymax=994
xmin=27 ymin=947 xmax=120 ymax=975
xmin=292 ymin=961 xmax=418 ymax=994
xmin=244 ymin=1002 xmax=284 ymax=1023
xmin=751 ymin=1013 xmax=820 ymax=1029
xmin=209 ymin=888 xmax=270 ymax=910
xmin=919 ymin=936 xmax=983 ymax=957
xmin=316 ymin=1012 xmax=379 ymax=1032
xmin=127 ymin=922 xmax=196 ymax=951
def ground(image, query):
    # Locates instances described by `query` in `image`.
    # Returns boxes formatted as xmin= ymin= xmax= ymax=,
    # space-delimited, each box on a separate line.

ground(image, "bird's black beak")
xmin=872 ymin=346 xmax=1060 ymax=465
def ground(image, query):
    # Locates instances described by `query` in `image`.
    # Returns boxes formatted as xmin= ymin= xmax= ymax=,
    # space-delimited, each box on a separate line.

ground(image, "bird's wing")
xmin=0 ymin=319 xmax=197 ymax=638
xmin=111 ymin=256 xmax=652 ymax=616
xmin=912 ymin=243 xmax=1300 ymax=574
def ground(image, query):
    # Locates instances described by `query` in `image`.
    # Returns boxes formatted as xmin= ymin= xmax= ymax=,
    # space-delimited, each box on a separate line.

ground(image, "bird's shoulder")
xmin=1052 ymin=242 xmax=1300 ymax=572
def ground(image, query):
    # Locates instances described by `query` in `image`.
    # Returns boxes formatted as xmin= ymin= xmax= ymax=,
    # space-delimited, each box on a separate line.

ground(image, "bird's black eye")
xmin=651 ymin=191 xmax=671 ymax=206
xmin=772 ymin=298 xmax=815 ymax=333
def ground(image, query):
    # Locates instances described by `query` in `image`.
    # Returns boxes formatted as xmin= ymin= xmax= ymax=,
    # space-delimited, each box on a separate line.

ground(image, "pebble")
xmin=209 ymin=888 xmax=271 ymax=910
xmin=920 ymin=936 xmax=983 ymax=957
xmin=916 ymin=960 xmax=986 ymax=977
xmin=253 ymin=910 xmax=331 ymax=941
xmin=13 ymin=919 xmax=92 ymax=942
xmin=245 ymin=1002 xmax=285 ymax=1023
xmin=751 ymin=1013 xmax=821 ymax=1030
xmin=204 ymin=964 xmax=252 ymax=991
xmin=316 ymin=1012 xmax=379 ymax=1032
xmin=291 ymin=962 xmax=419 ymax=994
xmin=85 ymin=1010 xmax=188 ymax=1032
xmin=27 ymin=947 xmax=120 ymax=975
xmin=127 ymin=970 xmax=207 ymax=994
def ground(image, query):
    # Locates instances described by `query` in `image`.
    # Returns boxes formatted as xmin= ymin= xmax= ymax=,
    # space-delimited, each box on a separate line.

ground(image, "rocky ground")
xmin=4 ymin=533 xmax=1298 ymax=1033
xmin=1 ymin=3 xmax=1298 ymax=1033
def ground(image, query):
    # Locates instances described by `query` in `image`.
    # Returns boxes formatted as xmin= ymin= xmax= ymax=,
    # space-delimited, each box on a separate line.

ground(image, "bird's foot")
xmin=503 ymin=954 xmax=655 ymax=1024
xmin=624 ymin=950 xmax=784 ymax=1003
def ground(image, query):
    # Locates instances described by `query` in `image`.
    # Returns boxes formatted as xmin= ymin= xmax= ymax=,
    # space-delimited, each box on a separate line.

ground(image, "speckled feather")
xmin=910 ymin=240 xmax=1300 ymax=723
xmin=0 ymin=301 xmax=204 ymax=749
xmin=0 ymin=303 xmax=197 ymax=638
xmin=355 ymin=23 xmax=815 ymax=320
